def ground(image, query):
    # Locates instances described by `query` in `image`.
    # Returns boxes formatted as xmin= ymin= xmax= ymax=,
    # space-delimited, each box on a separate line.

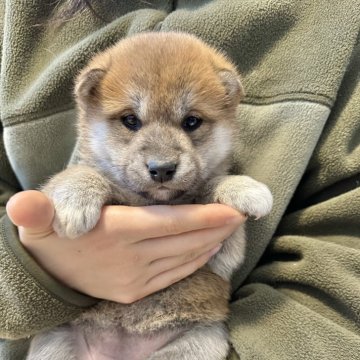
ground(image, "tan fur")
xmin=29 ymin=32 xmax=272 ymax=360
xmin=76 ymin=266 xmax=229 ymax=334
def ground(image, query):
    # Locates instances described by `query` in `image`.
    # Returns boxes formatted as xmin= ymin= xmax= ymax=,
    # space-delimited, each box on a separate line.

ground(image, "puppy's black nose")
xmin=147 ymin=162 xmax=177 ymax=183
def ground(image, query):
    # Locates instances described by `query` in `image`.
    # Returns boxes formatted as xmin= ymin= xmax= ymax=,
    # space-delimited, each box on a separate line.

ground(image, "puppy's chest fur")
xmin=76 ymin=267 xmax=230 ymax=334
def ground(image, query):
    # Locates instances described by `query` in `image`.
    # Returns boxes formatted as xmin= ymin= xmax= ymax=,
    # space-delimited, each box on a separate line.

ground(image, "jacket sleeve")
xmin=228 ymin=35 xmax=360 ymax=360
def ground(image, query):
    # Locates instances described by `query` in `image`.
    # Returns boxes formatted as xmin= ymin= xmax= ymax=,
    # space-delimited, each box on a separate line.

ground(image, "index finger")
xmin=97 ymin=203 xmax=244 ymax=241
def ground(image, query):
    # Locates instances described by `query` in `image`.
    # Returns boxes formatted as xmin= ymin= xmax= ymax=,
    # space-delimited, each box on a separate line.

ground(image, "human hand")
xmin=6 ymin=190 xmax=245 ymax=303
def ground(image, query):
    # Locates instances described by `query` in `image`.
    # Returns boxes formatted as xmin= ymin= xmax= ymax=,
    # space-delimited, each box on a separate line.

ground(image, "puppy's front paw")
xmin=213 ymin=175 xmax=273 ymax=219
xmin=51 ymin=195 xmax=104 ymax=239
xmin=42 ymin=165 xmax=111 ymax=239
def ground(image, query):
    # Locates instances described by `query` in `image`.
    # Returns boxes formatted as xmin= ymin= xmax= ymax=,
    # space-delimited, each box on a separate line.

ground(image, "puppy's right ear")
xmin=218 ymin=69 xmax=244 ymax=106
xmin=75 ymin=68 xmax=106 ymax=108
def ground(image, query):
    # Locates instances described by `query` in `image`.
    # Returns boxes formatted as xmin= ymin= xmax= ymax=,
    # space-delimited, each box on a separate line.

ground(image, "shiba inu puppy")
xmin=27 ymin=32 xmax=272 ymax=360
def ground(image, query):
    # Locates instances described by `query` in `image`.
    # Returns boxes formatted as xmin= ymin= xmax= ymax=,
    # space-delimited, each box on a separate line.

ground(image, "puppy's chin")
xmin=139 ymin=187 xmax=186 ymax=202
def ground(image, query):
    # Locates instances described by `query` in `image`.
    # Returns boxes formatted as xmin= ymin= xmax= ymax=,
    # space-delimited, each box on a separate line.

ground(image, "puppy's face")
xmin=76 ymin=33 xmax=243 ymax=202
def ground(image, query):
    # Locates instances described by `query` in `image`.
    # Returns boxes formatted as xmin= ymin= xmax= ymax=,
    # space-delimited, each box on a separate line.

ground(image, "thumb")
xmin=6 ymin=190 xmax=55 ymax=238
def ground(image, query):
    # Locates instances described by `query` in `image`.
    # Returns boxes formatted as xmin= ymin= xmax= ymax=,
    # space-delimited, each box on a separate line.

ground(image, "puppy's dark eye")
xmin=121 ymin=114 xmax=142 ymax=131
xmin=182 ymin=116 xmax=202 ymax=132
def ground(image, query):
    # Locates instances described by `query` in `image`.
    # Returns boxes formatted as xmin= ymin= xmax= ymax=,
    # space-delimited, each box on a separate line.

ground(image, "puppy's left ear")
xmin=218 ymin=70 xmax=245 ymax=105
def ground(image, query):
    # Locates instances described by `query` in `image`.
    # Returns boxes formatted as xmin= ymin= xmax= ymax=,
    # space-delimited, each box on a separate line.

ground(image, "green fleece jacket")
xmin=1 ymin=0 xmax=359 ymax=359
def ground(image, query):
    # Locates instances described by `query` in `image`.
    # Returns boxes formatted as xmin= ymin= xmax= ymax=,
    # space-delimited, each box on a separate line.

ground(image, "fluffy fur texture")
xmin=27 ymin=32 xmax=272 ymax=360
